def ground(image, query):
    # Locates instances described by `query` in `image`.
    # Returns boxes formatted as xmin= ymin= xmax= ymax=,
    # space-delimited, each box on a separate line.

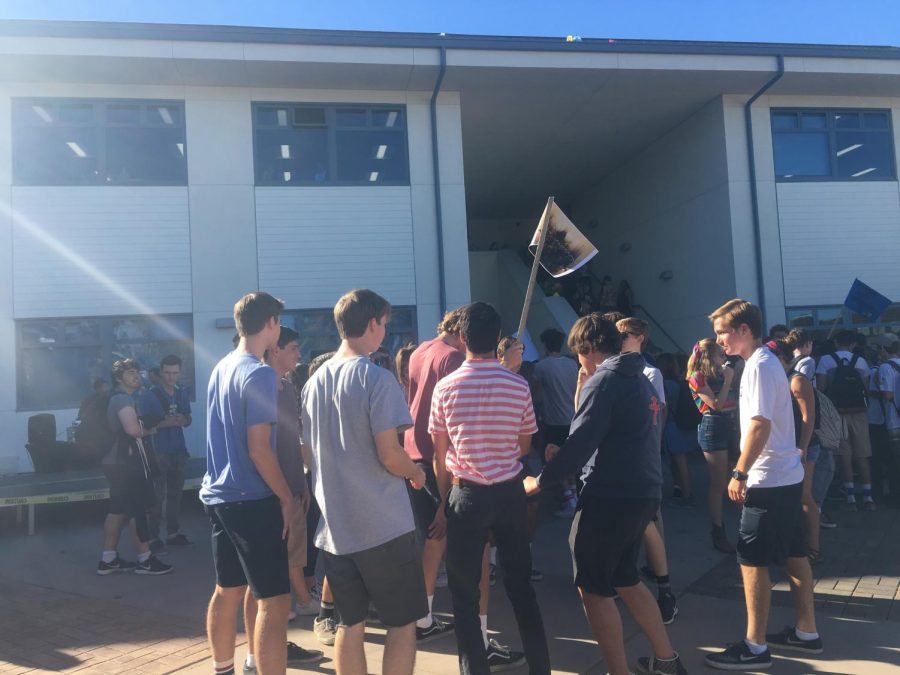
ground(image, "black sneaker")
xmin=765 ymin=626 xmax=823 ymax=654
xmin=486 ymin=638 xmax=526 ymax=672
xmin=705 ymin=641 xmax=772 ymax=670
xmin=819 ymin=511 xmax=837 ymax=529
xmin=416 ymin=617 xmax=454 ymax=643
xmin=134 ymin=555 xmax=174 ymax=576
xmin=286 ymin=641 xmax=324 ymax=665
xmin=658 ymin=590 xmax=678 ymax=625
xmin=96 ymin=555 xmax=136 ymax=575
xmin=166 ymin=533 xmax=192 ymax=546
xmin=636 ymin=652 xmax=688 ymax=675
xmin=149 ymin=539 xmax=168 ymax=556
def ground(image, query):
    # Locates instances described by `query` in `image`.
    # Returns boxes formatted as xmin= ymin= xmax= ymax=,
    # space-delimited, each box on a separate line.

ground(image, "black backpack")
xmin=674 ymin=379 xmax=702 ymax=431
xmin=74 ymin=391 xmax=114 ymax=462
xmin=824 ymin=352 xmax=868 ymax=413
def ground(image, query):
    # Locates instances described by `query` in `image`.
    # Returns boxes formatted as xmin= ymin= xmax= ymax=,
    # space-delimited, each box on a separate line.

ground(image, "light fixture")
xmin=176 ymin=143 xmax=184 ymax=155
xmin=66 ymin=141 xmax=87 ymax=158
xmin=32 ymin=105 xmax=52 ymax=123
xmin=375 ymin=144 xmax=388 ymax=160
xmin=836 ymin=143 xmax=862 ymax=157
xmin=368 ymin=171 xmax=379 ymax=182
xmin=283 ymin=171 xmax=292 ymax=182
xmin=158 ymin=107 xmax=174 ymax=125
xmin=280 ymin=144 xmax=291 ymax=159
xmin=659 ymin=270 xmax=674 ymax=281
xmin=619 ymin=242 xmax=632 ymax=253
xmin=276 ymin=109 xmax=288 ymax=126
xmin=852 ymin=167 xmax=876 ymax=177
xmin=385 ymin=111 xmax=398 ymax=127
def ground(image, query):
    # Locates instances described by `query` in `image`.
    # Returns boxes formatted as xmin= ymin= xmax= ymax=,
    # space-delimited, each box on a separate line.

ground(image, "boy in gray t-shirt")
xmin=301 ymin=289 xmax=427 ymax=673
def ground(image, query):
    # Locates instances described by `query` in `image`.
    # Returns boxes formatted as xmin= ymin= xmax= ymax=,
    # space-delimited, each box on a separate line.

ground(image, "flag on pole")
xmin=843 ymin=278 xmax=892 ymax=322
xmin=528 ymin=201 xmax=597 ymax=278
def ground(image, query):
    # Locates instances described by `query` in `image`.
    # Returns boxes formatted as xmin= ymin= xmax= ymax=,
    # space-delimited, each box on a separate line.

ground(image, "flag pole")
xmin=825 ymin=313 xmax=843 ymax=340
xmin=517 ymin=196 xmax=555 ymax=340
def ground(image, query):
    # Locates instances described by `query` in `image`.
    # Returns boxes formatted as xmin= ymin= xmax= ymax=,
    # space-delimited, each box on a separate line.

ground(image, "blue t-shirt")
xmin=200 ymin=351 xmax=278 ymax=505
xmin=141 ymin=385 xmax=191 ymax=455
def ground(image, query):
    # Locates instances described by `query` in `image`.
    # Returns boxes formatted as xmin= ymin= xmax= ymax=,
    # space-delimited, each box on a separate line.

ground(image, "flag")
xmin=528 ymin=201 xmax=598 ymax=278
xmin=844 ymin=278 xmax=891 ymax=322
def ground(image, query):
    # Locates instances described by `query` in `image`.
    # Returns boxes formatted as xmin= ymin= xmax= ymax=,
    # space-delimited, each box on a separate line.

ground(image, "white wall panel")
xmin=11 ymin=187 xmax=192 ymax=318
xmin=256 ymin=186 xmax=416 ymax=308
xmin=777 ymin=181 xmax=900 ymax=306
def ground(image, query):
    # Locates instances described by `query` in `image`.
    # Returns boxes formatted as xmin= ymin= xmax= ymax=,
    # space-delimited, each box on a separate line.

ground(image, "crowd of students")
xmin=92 ymin=286 xmax=900 ymax=675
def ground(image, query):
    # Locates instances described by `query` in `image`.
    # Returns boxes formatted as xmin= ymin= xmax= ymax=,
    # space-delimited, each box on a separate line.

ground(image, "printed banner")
xmin=528 ymin=201 xmax=598 ymax=278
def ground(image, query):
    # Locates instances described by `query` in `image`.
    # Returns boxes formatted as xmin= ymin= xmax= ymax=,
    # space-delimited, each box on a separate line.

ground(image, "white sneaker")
xmin=293 ymin=598 xmax=320 ymax=616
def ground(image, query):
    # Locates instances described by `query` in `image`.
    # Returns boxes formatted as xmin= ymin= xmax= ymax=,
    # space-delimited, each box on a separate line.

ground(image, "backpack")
xmin=74 ymin=391 xmax=114 ymax=462
xmin=824 ymin=352 xmax=867 ymax=413
xmin=674 ymin=380 xmax=702 ymax=431
xmin=813 ymin=388 xmax=844 ymax=451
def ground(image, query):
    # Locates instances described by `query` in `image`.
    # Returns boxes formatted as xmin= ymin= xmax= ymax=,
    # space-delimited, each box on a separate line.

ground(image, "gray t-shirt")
xmin=102 ymin=389 xmax=134 ymax=465
xmin=301 ymin=355 xmax=415 ymax=555
xmin=275 ymin=380 xmax=305 ymax=497
xmin=533 ymin=356 xmax=579 ymax=426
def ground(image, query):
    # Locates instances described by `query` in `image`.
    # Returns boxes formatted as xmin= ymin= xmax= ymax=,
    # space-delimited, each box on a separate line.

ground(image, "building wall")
xmin=0 ymin=82 xmax=469 ymax=471
xmin=569 ymin=97 xmax=735 ymax=350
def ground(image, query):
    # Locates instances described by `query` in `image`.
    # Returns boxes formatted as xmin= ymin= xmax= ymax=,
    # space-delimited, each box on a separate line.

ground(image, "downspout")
xmin=744 ymin=54 xmax=784 ymax=327
xmin=430 ymin=46 xmax=448 ymax=316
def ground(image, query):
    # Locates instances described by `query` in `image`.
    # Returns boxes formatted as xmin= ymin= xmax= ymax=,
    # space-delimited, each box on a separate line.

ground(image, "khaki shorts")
xmin=836 ymin=412 xmax=872 ymax=459
xmin=287 ymin=497 xmax=308 ymax=569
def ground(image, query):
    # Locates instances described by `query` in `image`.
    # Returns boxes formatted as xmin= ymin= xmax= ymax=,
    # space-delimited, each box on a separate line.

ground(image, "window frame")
xmin=251 ymin=102 xmax=411 ymax=187
xmin=16 ymin=314 xmax=195 ymax=412
xmin=12 ymin=97 xmax=188 ymax=187
xmin=771 ymin=107 xmax=896 ymax=182
xmin=786 ymin=303 xmax=900 ymax=337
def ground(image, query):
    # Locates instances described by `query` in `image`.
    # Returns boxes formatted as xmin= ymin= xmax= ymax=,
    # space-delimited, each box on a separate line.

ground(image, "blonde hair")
xmin=708 ymin=299 xmax=762 ymax=339
xmin=436 ymin=307 xmax=465 ymax=336
xmin=686 ymin=338 xmax=720 ymax=381
xmin=616 ymin=317 xmax=650 ymax=352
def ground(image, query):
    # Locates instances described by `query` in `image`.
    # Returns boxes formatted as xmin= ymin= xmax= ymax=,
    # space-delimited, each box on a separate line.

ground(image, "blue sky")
xmin=1 ymin=0 xmax=899 ymax=46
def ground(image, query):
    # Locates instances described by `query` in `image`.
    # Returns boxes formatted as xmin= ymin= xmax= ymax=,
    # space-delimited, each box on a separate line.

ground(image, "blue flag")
xmin=844 ymin=279 xmax=891 ymax=322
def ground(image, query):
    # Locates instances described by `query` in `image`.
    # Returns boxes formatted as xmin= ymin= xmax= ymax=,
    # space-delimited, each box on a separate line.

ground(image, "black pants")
xmin=445 ymin=480 xmax=550 ymax=675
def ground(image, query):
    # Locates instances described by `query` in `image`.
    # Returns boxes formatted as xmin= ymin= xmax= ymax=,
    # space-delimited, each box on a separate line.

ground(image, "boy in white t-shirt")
xmin=705 ymin=300 xmax=821 ymax=671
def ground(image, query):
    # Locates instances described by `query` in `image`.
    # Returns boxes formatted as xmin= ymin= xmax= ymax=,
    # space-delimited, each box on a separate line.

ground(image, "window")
xmin=771 ymin=109 xmax=895 ymax=181
xmin=13 ymin=99 xmax=187 ymax=186
xmin=786 ymin=304 xmax=900 ymax=341
xmin=17 ymin=314 xmax=194 ymax=411
xmin=253 ymin=104 xmax=409 ymax=186
xmin=280 ymin=306 xmax=417 ymax=363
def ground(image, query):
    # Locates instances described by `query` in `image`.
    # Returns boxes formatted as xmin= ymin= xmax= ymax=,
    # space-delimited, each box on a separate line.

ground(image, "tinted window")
xmin=773 ymin=133 xmax=830 ymax=177
xmin=13 ymin=98 xmax=187 ymax=186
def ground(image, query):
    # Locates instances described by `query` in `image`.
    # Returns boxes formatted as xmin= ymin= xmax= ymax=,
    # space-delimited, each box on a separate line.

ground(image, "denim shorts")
xmin=698 ymin=413 xmax=733 ymax=452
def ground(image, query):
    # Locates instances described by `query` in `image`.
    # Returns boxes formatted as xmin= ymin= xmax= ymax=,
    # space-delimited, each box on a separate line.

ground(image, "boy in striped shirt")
xmin=430 ymin=302 xmax=550 ymax=675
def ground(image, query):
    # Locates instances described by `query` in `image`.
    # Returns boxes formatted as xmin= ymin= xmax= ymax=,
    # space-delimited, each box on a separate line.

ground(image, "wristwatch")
xmin=731 ymin=469 xmax=749 ymax=482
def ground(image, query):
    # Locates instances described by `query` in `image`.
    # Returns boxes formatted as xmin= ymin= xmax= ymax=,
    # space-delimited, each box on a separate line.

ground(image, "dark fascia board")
xmin=2 ymin=19 xmax=900 ymax=60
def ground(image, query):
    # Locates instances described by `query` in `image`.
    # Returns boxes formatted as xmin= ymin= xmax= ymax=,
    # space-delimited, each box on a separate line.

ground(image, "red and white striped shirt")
xmin=429 ymin=358 xmax=538 ymax=485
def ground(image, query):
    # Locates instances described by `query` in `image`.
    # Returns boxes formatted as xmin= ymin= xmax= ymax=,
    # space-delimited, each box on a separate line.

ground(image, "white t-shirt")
xmin=816 ymin=350 xmax=869 ymax=382
xmin=739 ymin=347 xmax=804 ymax=489
xmin=644 ymin=365 xmax=666 ymax=407
xmin=878 ymin=358 xmax=900 ymax=431
xmin=795 ymin=355 xmax=816 ymax=387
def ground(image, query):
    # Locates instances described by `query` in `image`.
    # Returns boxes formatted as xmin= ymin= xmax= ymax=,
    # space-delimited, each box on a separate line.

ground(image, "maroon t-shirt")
xmin=404 ymin=337 xmax=465 ymax=462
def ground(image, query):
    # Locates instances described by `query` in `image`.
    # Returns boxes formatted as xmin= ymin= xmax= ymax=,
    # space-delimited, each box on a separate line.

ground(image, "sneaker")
xmin=166 ymin=533 xmax=192 ymax=546
xmin=286 ymin=641 xmax=324 ymax=665
xmin=486 ymin=638 xmax=526 ymax=672
xmin=657 ymin=591 xmax=678 ymax=625
xmin=530 ymin=568 xmax=544 ymax=582
xmin=293 ymin=598 xmax=320 ymax=616
xmin=636 ymin=651 xmax=688 ymax=675
xmin=489 ymin=563 xmax=497 ymax=586
xmin=314 ymin=617 xmax=337 ymax=646
xmin=846 ymin=499 xmax=858 ymax=512
xmin=96 ymin=555 xmax=136 ymax=575
xmin=288 ymin=609 xmax=297 ymax=622
xmin=819 ymin=511 xmax=837 ymax=529
xmin=242 ymin=662 xmax=256 ymax=675
xmin=705 ymin=641 xmax=772 ymax=670
xmin=134 ymin=555 xmax=174 ymax=576
xmin=308 ymin=582 xmax=322 ymax=602
xmin=765 ymin=626 xmax=823 ymax=654
xmin=712 ymin=525 xmax=736 ymax=554
xmin=863 ymin=500 xmax=877 ymax=512
xmin=416 ymin=616 xmax=454 ymax=643
xmin=149 ymin=539 xmax=168 ymax=556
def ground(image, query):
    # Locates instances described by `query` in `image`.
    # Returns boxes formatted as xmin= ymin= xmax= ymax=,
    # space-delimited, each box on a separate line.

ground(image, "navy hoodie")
xmin=538 ymin=351 xmax=663 ymax=499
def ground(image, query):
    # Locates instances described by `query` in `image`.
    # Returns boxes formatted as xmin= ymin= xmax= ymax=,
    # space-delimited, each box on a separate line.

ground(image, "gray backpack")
xmin=813 ymin=389 xmax=844 ymax=451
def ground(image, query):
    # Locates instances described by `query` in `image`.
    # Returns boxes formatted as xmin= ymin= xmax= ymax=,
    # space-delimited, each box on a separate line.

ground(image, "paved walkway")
xmin=1 ymin=461 xmax=899 ymax=674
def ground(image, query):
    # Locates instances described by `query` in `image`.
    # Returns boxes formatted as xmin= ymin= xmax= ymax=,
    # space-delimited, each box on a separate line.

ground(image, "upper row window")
xmin=12 ymin=99 xmax=187 ymax=186
xmin=772 ymin=109 xmax=895 ymax=181
xmin=253 ymin=104 xmax=410 ymax=186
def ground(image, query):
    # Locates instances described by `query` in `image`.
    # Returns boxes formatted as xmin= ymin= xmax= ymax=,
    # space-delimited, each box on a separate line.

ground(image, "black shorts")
xmin=737 ymin=483 xmax=807 ymax=566
xmin=409 ymin=461 xmax=442 ymax=543
xmin=205 ymin=495 xmax=290 ymax=599
xmin=103 ymin=464 xmax=143 ymax=517
xmin=323 ymin=531 xmax=427 ymax=628
xmin=569 ymin=496 xmax=660 ymax=597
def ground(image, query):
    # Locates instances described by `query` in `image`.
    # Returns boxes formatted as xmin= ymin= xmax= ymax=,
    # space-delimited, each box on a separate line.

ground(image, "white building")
xmin=2 ymin=21 xmax=900 ymax=470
